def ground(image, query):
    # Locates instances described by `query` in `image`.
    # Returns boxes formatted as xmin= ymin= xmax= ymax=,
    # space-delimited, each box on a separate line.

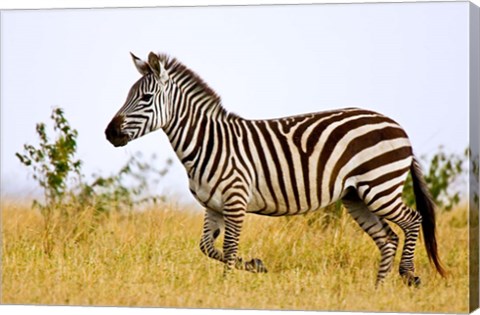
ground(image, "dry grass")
xmin=1 ymin=200 xmax=470 ymax=312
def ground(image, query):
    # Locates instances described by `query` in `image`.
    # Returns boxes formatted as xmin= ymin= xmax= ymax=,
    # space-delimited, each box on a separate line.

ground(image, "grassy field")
xmin=1 ymin=200 xmax=470 ymax=313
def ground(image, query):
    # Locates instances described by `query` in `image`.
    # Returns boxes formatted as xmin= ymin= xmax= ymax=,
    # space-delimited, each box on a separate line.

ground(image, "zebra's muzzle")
xmin=105 ymin=115 xmax=130 ymax=147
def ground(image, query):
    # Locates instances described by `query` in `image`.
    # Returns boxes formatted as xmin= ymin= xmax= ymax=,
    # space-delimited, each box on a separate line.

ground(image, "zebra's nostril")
xmin=105 ymin=115 xmax=129 ymax=147
xmin=105 ymin=120 xmax=119 ymax=138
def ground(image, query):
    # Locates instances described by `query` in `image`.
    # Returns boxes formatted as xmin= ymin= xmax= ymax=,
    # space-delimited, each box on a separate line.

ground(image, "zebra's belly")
xmin=188 ymin=172 xmax=350 ymax=215
xmin=245 ymin=183 xmax=343 ymax=216
xmin=246 ymin=197 xmax=314 ymax=216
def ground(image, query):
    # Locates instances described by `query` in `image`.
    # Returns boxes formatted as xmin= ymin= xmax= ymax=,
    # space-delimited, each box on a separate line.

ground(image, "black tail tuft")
xmin=410 ymin=157 xmax=447 ymax=277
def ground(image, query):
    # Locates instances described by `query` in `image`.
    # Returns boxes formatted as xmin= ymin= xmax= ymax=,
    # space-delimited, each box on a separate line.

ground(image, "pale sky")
xmin=1 ymin=2 xmax=470 ymax=203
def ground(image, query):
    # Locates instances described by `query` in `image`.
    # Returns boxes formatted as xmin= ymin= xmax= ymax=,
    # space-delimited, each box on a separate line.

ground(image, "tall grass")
xmin=1 ymin=200 xmax=469 ymax=312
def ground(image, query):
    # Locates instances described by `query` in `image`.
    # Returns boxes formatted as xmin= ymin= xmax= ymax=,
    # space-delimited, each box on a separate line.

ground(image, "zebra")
xmin=105 ymin=52 xmax=446 ymax=286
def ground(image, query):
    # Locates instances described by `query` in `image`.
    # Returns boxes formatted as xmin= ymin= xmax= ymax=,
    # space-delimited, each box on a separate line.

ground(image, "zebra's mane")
xmin=158 ymin=54 xmax=219 ymax=100
xmin=157 ymin=54 xmax=239 ymax=119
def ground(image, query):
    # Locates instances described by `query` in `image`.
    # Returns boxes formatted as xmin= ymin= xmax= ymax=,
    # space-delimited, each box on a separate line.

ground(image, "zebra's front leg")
xmin=199 ymin=208 xmax=267 ymax=273
xmin=199 ymin=209 xmax=225 ymax=263
xmin=223 ymin=204 xmax=267 ymax=275
xmin=223 ymin=205 xmax=245 ymax=275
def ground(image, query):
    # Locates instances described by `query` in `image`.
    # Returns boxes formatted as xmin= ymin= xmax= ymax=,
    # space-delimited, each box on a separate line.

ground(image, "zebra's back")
xmin=240 ymin=107 xmax=413 ymax=216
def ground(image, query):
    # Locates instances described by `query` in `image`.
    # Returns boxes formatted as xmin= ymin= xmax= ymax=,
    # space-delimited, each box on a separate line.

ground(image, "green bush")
xmin=403 ymin=147 xmax=466 ymax=211
xmin=467 ymin=148 xmax=479 ymax=208
xmin=16 ymin=107 xmax=171 ymax=216
xmin=16 ymin=108 xmax=82 ymax=215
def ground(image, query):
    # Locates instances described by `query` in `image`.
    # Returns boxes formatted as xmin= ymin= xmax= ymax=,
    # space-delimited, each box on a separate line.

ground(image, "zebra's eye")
xmin=140 ymin=94 xmax=153 ymax=102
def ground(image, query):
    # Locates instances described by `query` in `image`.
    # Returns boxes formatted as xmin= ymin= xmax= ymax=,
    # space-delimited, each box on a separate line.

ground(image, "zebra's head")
xmin=105 ymin=52 xmax=170 ymax=147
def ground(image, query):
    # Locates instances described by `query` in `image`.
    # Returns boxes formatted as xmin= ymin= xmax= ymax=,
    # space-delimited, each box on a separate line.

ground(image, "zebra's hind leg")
xmin=388 ymin=205 xmax=423 ymax=287
xmin=342 ymin=190 xmax=399 ymax=286
xmin=366 ymin=198 xmax=423 ymax=286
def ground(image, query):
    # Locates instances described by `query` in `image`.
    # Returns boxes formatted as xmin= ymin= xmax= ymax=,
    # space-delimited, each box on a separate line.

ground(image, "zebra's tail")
xmin=410 ymin=157 xmax=447 ymax=277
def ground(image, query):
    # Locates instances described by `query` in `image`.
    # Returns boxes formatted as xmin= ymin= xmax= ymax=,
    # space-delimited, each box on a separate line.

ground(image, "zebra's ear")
xmin=148 ymin=52 xmax=169 ymax=84
xmin=131 ymin=52 xmax=152 ymax=76
xmin=148 ymin=52 xmax=160 ymax=77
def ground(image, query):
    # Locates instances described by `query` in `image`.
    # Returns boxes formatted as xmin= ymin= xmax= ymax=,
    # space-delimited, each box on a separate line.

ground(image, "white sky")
xmin=1 ymin=2 xmax=470 ymax=203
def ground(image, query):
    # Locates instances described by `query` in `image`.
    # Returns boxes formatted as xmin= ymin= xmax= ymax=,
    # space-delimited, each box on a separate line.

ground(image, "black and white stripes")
xmin=106 ymin=52 xmax=445 ymax=285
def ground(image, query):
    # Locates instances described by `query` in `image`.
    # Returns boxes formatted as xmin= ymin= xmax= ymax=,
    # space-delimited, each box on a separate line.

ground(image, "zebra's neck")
xmin=157 ymin=55 xmax=240 ymax=175
xmin=162 ymin=85 xmax=237 ymax=175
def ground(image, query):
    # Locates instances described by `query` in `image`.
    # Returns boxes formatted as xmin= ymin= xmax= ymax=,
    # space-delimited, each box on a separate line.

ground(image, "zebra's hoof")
xmin=408 ymin=276 xmax=421 ymax=287
xmin=401 ymin=272 xmax=421 ymax=287
xmin=245 ymin=258 xmax=268 ymax=273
